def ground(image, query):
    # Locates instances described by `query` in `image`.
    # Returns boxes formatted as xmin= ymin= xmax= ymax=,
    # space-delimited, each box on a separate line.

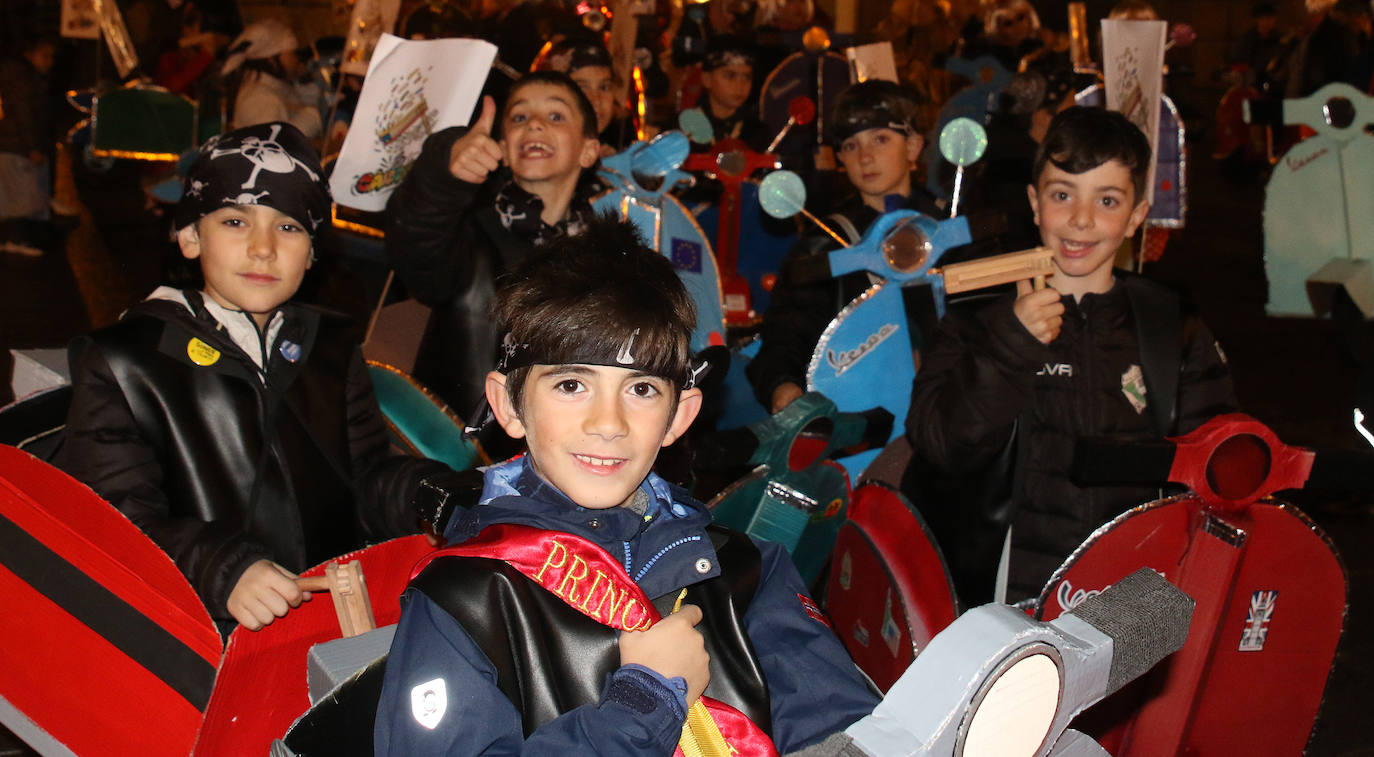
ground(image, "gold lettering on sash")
xmin=535 ymin=540 xmax=568 ymax=583
xmin=599 ymin=585 xmax=628 ymax=626
xmin=557 ymin=555 xmax=590 ymax=602
xmin=579 ymin=569 xmax=609 ymax=618
xmin=621 ymin=598 xmax=653 ymax=631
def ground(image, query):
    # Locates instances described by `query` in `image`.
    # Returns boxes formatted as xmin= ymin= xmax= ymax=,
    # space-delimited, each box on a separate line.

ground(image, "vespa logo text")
xmin=1056 ymin=570 xmax=1167 ymax=613
xmin=827 ymin=323 xmax=899 ymax=377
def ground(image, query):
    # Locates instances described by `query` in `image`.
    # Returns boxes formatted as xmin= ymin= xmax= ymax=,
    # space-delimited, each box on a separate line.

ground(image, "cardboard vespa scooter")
xmin=1253 ymin=82 xmax=1374 ymax=319
xmin=752 ymin=118 xmax=1046 ymax=479
xmin=1036 ymin=414 xmax=1353 ymax=756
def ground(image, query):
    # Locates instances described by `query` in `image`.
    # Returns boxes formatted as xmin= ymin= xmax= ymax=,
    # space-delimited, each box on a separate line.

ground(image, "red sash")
xmin=412 ymin=523 xmax=779 ymax=756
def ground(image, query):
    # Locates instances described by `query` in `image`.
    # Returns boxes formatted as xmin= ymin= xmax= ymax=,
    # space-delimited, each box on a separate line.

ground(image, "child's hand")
xmin=226 ymin=559 xmax=309 ymax=630
xmin=619 ymin=604 xmax=711 ymax=705
xmin=448 ymin=95 xmax=503 ymax=184
xmin=770 ymin=382 xmax=804 ymax=414
xmin=1013 ymin=278 xmax=1065 ymax=345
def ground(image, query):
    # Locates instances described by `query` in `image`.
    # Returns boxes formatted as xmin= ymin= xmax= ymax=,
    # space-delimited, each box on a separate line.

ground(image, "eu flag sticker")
xmin=670 ymin=238 xmax=703 ymax=273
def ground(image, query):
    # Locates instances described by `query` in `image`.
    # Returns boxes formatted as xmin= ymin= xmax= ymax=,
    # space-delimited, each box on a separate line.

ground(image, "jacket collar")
xmin=451 ymin=457 xmax=722 ymax=598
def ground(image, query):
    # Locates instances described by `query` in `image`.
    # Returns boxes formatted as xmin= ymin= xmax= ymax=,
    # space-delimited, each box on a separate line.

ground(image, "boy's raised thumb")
xmin=473 ymin=95 xmax=496 ymax=135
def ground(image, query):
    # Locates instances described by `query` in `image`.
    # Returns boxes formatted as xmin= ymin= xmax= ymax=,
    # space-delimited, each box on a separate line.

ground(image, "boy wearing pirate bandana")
xmin=374 ymin=216 xmax=880 ymax=755
xmin=58 ymin=123 xmax=461 ymax=633
xmin=385 ymin=70 xmax=603 ymax=425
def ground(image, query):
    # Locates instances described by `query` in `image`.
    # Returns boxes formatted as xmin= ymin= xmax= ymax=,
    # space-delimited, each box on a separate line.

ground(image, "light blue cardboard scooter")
xmin=1251 ymin=82 xmax=1374 ymax=318
xmin=751 ymin=119 xmax=1046 ymax=479
xmin=592 ymin=130 xmax=729 ymax=353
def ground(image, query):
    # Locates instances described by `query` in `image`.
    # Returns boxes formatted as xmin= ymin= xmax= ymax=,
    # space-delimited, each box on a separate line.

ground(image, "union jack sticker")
xmin=1239 ymin=590 xmax=1277 ymax=652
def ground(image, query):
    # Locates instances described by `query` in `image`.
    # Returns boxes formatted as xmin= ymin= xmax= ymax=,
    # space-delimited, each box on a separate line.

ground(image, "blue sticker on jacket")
xmin=671 ymin=238 xmax=703 ymax=273
xmin=279 ymin=339 xmax=302 ymax=363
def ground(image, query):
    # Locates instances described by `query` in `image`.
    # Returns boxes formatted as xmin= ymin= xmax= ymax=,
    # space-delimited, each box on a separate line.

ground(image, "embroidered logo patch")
xmin=279 ymin=339 xmax=302 ymax=363
xmin=411 ymin=678 xmax=447 ymax=730
xmin=186 ymin=338 xmax=221 ymax=366
xmin=1121 ymin=364 xmax=1147 ymax=415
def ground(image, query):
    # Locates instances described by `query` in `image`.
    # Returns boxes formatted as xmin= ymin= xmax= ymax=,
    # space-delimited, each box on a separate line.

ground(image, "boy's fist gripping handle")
xmin=935 ymin=246 xmax=1055 ymax=294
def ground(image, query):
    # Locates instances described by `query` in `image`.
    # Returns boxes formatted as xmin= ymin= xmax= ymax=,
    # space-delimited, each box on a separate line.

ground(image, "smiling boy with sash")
xmin=374 ymin=216 xmax=879 ymax=755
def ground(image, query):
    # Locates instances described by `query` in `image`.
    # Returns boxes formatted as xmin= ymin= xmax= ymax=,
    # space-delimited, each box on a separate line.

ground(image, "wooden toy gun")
xmin=932 ymin=246 xmax=1055 ymax=293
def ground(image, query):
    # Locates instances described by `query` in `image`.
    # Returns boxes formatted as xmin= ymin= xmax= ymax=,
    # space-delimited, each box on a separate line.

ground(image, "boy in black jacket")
xmin=59 ymin=123 xmax=458 ymax=632
xmin=904 ymin=107 xmax=1236 ymax=604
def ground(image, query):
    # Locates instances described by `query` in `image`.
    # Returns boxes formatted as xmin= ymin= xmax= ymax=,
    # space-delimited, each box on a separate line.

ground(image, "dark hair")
xmin=492 ymin=213 xmax=696 ymax=409
xmin=499 ymin=70 xmax=599 ymax=139
xmin=1032 ymin=106 xmax=1152 ymax=200
xmin=830 ymin=79 xmax=927 ymax=144
xmin=1252 ymin=2 xmax=1277 ymax=17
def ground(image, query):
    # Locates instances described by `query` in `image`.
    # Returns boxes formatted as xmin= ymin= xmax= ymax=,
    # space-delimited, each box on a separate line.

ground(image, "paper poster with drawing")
xmin=331 ymin=34 xmax=497 ymax=212
xmin=1101 ymin=19 xmax=1166 ymax=204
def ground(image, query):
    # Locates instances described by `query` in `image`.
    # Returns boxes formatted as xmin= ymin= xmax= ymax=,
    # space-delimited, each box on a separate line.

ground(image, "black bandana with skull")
xmin=173 ymin=122 xmax=331 ymax=237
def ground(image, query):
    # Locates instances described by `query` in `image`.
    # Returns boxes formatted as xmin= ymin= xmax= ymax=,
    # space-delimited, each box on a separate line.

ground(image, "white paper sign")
xmin=845 ymin=42 xmax=899 ymax=84
xmin=341 ymin=0 xmax=401 ymax=76
xmin=61 ymin=0 xmax=100 ymax=40
xmin=1101 ymin=19 xmax=1166 ymax=204
xmin=330 ymin=34 xmax=497 ymax=212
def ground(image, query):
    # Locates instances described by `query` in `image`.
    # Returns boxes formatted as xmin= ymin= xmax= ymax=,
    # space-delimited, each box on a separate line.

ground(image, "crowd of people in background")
xmin=1 ymin=0 xmax=1371 ymax=752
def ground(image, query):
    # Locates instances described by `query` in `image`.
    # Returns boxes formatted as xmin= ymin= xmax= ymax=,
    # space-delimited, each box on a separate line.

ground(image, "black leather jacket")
xmin=411 ymin=525 xmax=773 ymax=739
xmin=58 ymin=295 xmax=450 ymax=621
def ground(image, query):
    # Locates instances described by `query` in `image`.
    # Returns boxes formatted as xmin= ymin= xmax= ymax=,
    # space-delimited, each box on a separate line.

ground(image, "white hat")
xmin=221 ymin=19 xmax=300 ymax=75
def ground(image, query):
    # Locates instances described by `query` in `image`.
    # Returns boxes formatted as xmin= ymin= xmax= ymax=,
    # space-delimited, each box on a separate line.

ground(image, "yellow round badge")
xmin=187 ymin=338 xmax=221 ymax=366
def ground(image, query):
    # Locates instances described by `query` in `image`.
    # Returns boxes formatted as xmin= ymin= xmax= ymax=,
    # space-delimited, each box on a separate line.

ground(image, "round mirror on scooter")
xmin=1323 ymin=96 xmax=1356 ymax=129
xmin=882 ymin=217 xmax=933 ymax=274
xmin=803 ymin=26 xmax=831 ymax=53
xmin=678 ymin=109 xmax=715 ymax=145
xmin=939 ymin=117 xmax=988 ymax=167
xmin=758 ymin=170 xmax=807 ymax=219
xmin=631 ymin=131 xmax=690 ymax=177
xmin=788 ymin=96 xmax=817 ymax=126
xmin=1205 ymin=433 xmax=1273 ymax=506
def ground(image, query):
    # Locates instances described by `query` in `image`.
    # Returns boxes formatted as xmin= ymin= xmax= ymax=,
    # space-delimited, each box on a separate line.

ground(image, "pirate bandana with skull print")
xmin=173 ymin=122 xmax=331 ymax=237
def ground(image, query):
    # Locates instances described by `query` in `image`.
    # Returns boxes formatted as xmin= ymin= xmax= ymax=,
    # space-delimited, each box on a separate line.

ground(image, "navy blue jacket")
xmin=374 ymin=458 xmax=878 ymax=755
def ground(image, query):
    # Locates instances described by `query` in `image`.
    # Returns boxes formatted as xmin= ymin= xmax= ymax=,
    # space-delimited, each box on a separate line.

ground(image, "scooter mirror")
xmin=882 ymin=217 xmax=933 ymax=274
xmin=1323 ymin=96 xmax=1356 ymax=129
xmin=788 ymin=96 xmax=817 ymax=126
xmin=803 ymin=26 xmax=831 ymax=53
xmin=717 ymin=149 xmax=748 ymax=176
xmin=631 ymin=130 xmax=690 ymax=177
xmin=758 ymin=170 xmax=807 ymax=219
xmin=1206 ymin=433 xmax=1272 ymax=503
xmin=581 ymin=8 xmax=607 ymax=32
xmin=939 ymin=117 xmax=988 ymax=167
xmin=679 ymin=108 xmax=715 ymax=144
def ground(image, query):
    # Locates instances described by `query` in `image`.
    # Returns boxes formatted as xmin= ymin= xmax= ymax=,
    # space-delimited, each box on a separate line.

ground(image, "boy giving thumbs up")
xmin=385 ymin=71 xmax=603 ymax=418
